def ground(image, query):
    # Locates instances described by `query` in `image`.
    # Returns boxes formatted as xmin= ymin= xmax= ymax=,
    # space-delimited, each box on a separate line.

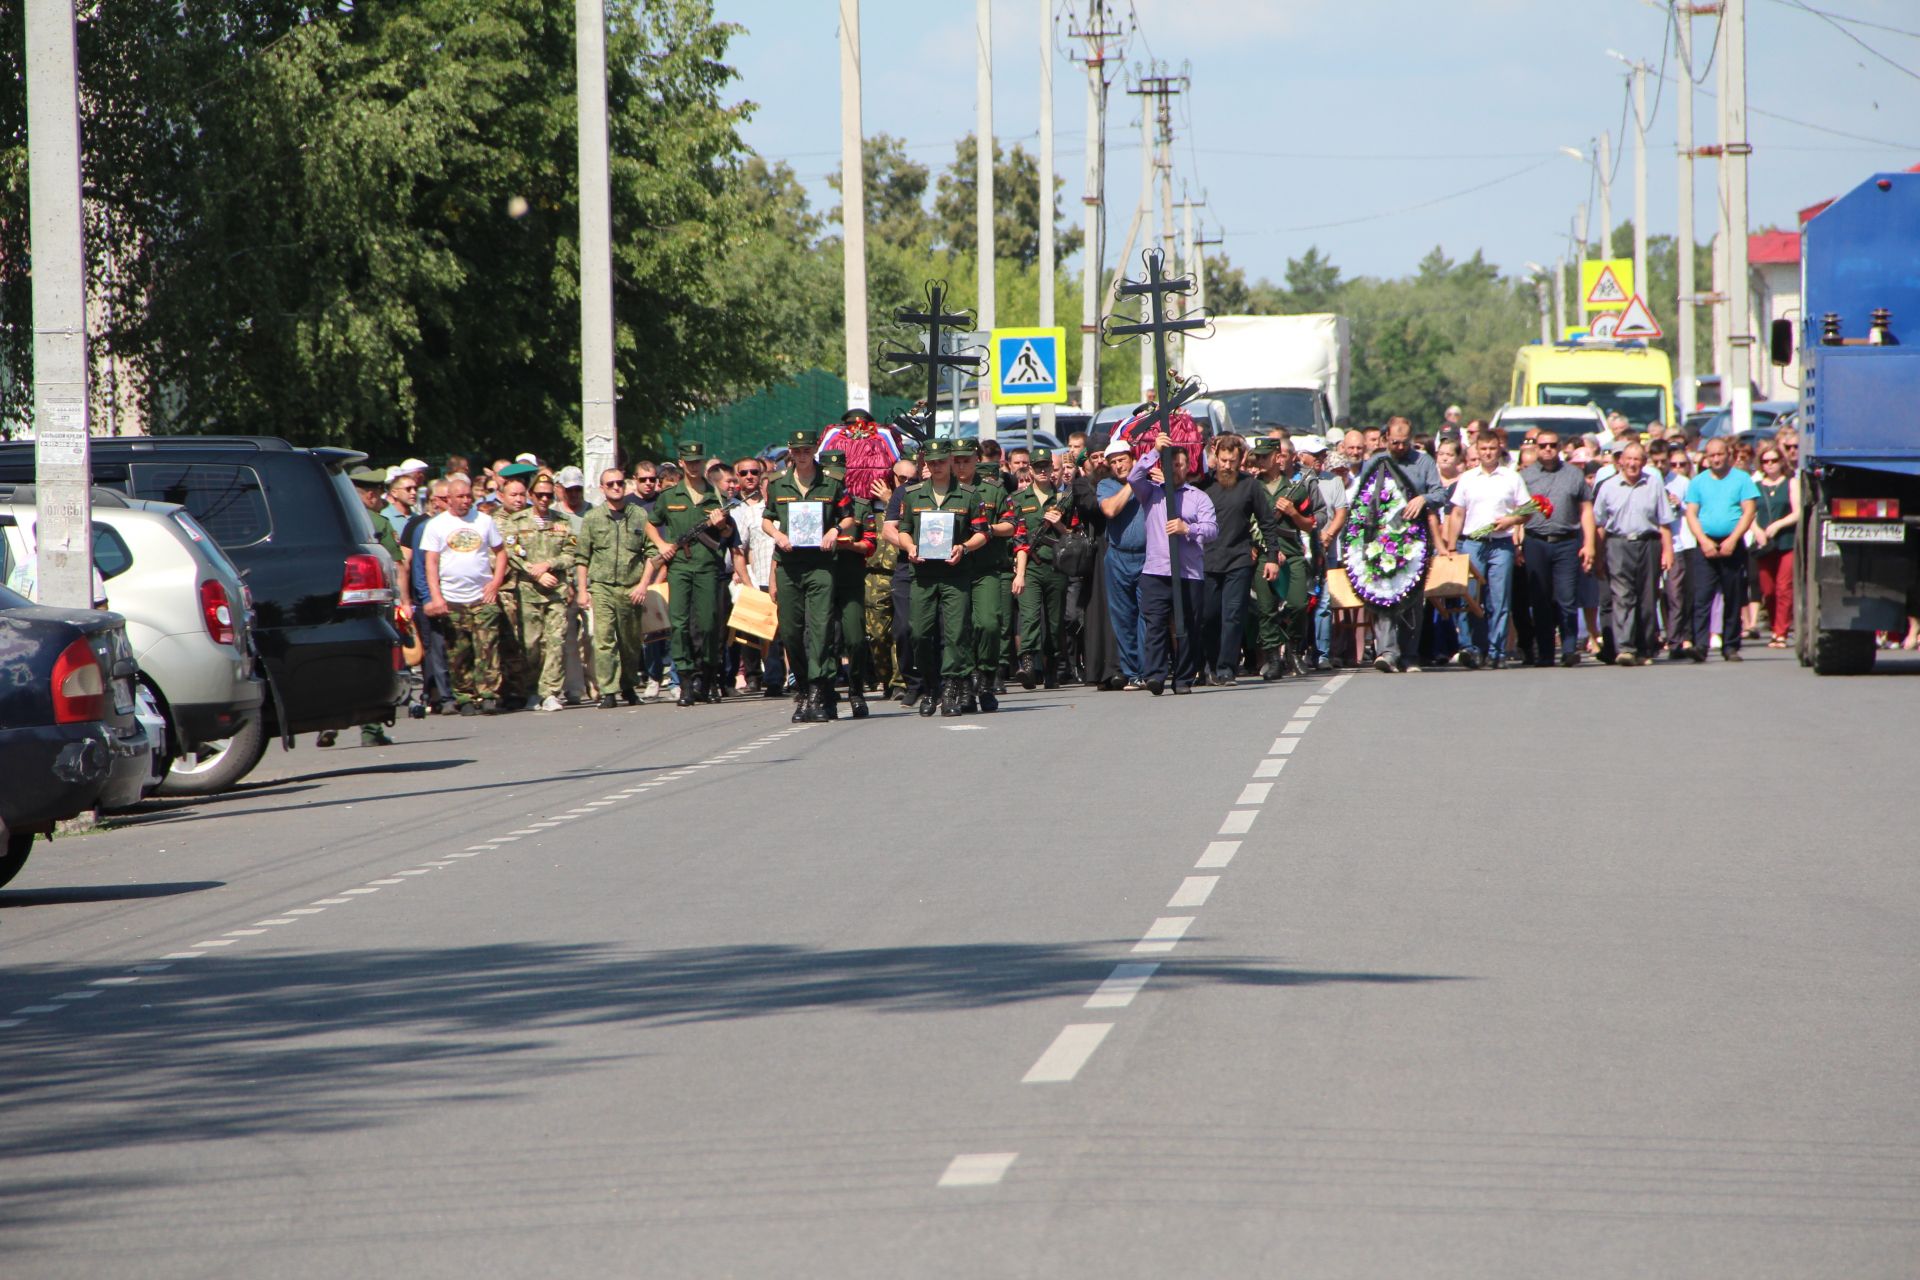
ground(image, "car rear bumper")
xmin=258 ymin=616 xmax=405 ymax=734
xmin=172 ymin=680 xmax=266 ymax=746
xmin=0 ymin=721 xmax=149 ymax=830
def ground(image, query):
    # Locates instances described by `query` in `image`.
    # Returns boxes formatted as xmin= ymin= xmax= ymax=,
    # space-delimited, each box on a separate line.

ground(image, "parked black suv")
xmin=0 ymin=438 xmax=403 ymax=782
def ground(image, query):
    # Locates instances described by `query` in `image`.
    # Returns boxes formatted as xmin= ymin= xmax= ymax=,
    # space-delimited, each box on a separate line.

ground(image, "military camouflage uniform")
xmin=498 ymin=503 xmax=580 ymax=701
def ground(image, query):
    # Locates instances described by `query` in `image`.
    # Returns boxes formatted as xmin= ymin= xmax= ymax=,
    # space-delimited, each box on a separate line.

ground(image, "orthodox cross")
xmin=883 ymin=280 xmax=986 ymax=440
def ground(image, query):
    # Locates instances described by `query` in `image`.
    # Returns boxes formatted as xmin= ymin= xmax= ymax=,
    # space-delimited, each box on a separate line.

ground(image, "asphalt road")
xmin=3 ymin=650 xmax=1918 ymax=1278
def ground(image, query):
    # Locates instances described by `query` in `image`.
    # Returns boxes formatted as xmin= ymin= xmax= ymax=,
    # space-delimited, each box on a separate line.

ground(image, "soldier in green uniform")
xmin=647 ymin=441 xmax=746 ymax=708
xmin=882 ymin=438 xmax=989 ymax=717
xmin=949 ymin=441 xmax=1014 ymax=712
xmin=818 ymin=448 xmax=875 ymax=719
xmin=333 ymin=467 xmax=401 ymax=747
xmin=763 ymin=430 xmax=851 ymax=722
xmin=497 ymin=471 xmax=579 ymax=711
xmin=1252 ymin=434 xmax=1319 ymax=679
xmin=1011 ymin=446 xmax=1078 ymax=689
xmin=574 ymin=467 xmax=654 ymax=707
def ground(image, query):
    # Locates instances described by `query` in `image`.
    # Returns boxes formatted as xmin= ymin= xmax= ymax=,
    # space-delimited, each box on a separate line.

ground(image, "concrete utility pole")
xmin=1675 ymin=1 xmax=1697 ymax=412
xmin=1036 ymin=0 xmax=1055 ymax=436
xmin=838 ymin=0 xmax=871 ymax=413
xmin=1713 ymin=6 xmax=1733 ymax=395
xmin=976 ymin=0 xmax=996 ymax=437
xmin=1723 ymin=0 xmax=1753 ymax=435
xmin=1598 ymin=131 xmax=1614 ymax=261
xmin=1576 ymin=204 xmax=1591 ymax=328
xmin=1122 ymin=67 xmax=1185 ymax=398
xmin=1553 ymin=255 xmax=1568 ymax=339
xmin=1630 ymin=62 xmax=1649 ymax=306
xmin=577 ymin=0 xmax=618 ymax=489
xmin=1193 ymin=224 xmax=1222 ymax=316
xmin=26 ymin=0 xmax=94 ymax=608
xmin=1068 ymin=0 xmax=1123 ymax=412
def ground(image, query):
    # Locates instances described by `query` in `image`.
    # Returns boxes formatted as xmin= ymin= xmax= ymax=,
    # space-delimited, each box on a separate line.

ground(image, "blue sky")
xmin=715 ymin=0 xmax=1920 ymax=299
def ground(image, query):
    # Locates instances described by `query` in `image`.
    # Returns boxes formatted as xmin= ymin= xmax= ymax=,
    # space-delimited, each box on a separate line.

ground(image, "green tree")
xmin=1279 ymin=245 xmax=1342 ymax=312
xmin=932 ymin=134 xmax=1082 ymax=267
xmin=826 ymin=133 xmax=937 ymax=251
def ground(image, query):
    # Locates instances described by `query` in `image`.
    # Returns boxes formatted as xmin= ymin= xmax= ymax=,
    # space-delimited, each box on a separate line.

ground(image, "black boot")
xmin=960 ymin=674 xmax=979 ymax=713
xmin=1260 ymin=652 xmax=1284 ymax=681
xmin=939 ymin=678 xmax=962 ymax=717
xmin=1043 ymin=657 xmax=1061 ymax=689
xmin=1017 ymin=654 xmax=1038 ymax=689
xmin=917 ymin=687 xmax=938 ymax=717
xmin=677 ymin=676 xmax=697 ymax=707
xmin=818 ymin=679 xmax=840 ymax=721
xmin=790 ymin=687 xmax=809 ymax=722
xmin=847 ymin=682 xmax=869 ymax=719
xmin=976 ymin=673 xmax=998 ymax=713
xmin=705 ymin=668 xmax=726 ymax=703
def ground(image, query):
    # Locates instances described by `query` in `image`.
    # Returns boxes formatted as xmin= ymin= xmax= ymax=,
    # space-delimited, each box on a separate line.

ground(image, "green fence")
xmin=660 ymin=369 xmax=913 ymax=461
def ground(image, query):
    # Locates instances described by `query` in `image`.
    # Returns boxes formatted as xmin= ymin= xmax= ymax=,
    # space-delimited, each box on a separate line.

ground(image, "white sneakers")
xmin=538 ymin=694 xmax=564 ymax=712
xmin=643 ymin=678 xmax=661 ymax=702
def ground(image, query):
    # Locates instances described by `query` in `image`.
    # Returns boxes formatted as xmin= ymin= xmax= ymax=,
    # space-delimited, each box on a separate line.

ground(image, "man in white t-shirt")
xmin=1444 ymin=428 xmax=1531 ymax=669
xmin=422 ymin=475 xmax=508 ymax=714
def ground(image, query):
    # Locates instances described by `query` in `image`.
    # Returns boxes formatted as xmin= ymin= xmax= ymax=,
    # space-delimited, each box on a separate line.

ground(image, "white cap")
xmin=384 ymin=465 xmax=401 ymax=483
xmin=1102 ymin=436 xmax=1135 ymax=457
xmin=1295 ymin=436 xmax=1327 ymax=455
xmin=514 ymin=452 xmax=538 ymax=464
xmin=1324 ymin=429 xmax=1343 ymax=449
xmin=399 ymin=458 xmax=429 ymax=474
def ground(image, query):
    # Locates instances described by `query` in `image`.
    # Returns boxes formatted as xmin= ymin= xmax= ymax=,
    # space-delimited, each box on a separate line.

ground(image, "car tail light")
xmin=1831 ymin=498 xmax=1900 ymax=520
xmin=340 ymin=553 xmax=394 ymax=607
xmin=199 ymin=579 xmax=236 ymax=646
xmin=52 ymin=637 xmax=107 ymax=724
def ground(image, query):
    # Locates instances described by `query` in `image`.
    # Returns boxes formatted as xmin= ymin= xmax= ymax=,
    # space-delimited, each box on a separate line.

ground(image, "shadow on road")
xmin=0 ymin=881 xmax=224 ymax=909
xmin=0 ymin=940 xmax=1464 ymax=1174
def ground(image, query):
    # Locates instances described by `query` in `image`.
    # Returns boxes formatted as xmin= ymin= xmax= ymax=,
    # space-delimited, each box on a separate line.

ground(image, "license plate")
xmin=112 ymin=677 xmax=135 ymax=715
xmin=1826 ymin=521 xmax=1907 ymax=544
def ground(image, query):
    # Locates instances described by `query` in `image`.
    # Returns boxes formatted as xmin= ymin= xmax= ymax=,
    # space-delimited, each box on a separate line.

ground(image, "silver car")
xmin=0 ymin=488 xmax=265 ymax=797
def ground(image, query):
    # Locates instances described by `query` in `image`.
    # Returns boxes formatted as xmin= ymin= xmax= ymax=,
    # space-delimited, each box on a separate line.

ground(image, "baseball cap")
xmin=399 ymin=458 xmax=429 ymax=475
xmin=1102 ymin=437 xmax=1134 ymax=457
xmin=1295 ymin=436 xmax=1328 ymax=455
xmin=514 ymin=452 xmax=538 ymax=465
xmin=553 ymin=466 xmax=586 ymax=488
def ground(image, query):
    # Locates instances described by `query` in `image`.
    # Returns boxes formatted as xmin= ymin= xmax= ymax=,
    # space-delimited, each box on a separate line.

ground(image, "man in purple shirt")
xmin=1128 ymin=434 xmax=1219 ymax=694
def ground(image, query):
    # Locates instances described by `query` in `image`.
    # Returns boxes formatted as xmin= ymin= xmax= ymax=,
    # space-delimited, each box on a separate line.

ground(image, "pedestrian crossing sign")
xmin=991 ymin=327 xmax=1068 ymax=405
xmin=1581 ymin=259 xmax=1634 ymax=311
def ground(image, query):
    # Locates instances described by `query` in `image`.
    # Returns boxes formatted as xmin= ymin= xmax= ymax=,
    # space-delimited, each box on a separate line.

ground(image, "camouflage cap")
xmin=788 ymin=429 xmax=820 ymax=450
xmin=1028 ymin=446 xmax=1054 ymax=468
xmin=923 ymin=438 xmax=954 ymax=460
xmin=951 ymin=438 xmax=979 ymax=459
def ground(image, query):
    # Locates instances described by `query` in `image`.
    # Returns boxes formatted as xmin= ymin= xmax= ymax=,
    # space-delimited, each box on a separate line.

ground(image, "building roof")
xmin=1748 ymin=230 xmax=1800 ymax=265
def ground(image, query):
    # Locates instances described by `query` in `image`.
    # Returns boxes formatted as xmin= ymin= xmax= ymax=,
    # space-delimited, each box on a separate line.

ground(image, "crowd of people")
xmin=336 ymin=401 xmax=1897 ymax=743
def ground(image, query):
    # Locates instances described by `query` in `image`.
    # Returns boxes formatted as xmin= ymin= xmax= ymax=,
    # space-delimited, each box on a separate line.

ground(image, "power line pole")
xmin=1675 ymin=1 xmax=1698 ymax=413
xmin=1723 ymin=0 xmax=1752 ymax=435
xmin=1713 ymin=6 xmax=1732 ymax=396
xmin=1123 ymin=66 xmax=1184 ymax=398
xmin=1067 ymin=0 xmax=1123 ymax=412
xmin=576 ymin=0 xmax=618 ymax=488
xmin=1630 ymin=61 xmax=1648 ymax=308
xmin=1598 ymin=130 xmax=1614 ymax=261
xmin=25 ymin=0 xmax=91 ymax=608
xmin=976 ymin=0 xmax=997 ymax=438
xmin=1552 ymin=255 xmax=1567 ymax=339
xmin=1575 ymin=204 xmax=1590 ymax=328
xmin=1193 ymin=223 xmax=1222 ymax=316
xmin=1036 ymin=0 xmax=1055 ymax=436
xmin=838 ymin=0 xmax=870 ymax=413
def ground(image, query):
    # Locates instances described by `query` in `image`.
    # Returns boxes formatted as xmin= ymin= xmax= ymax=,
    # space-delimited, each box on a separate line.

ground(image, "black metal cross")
xmin=883 ymin=280 xmax=986 ymax=441
xmin=1104 ymin=248 xmax=1210 ymax=644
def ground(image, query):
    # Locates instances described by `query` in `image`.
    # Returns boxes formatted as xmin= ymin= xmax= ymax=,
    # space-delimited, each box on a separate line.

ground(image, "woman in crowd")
xmin=1751 ymin=442 xmax=1801 ymax=648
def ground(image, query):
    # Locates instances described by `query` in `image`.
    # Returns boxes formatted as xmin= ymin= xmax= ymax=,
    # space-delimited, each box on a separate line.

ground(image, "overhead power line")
xmin=1235 ymin=156 xmax=1556 ymax=236
xmin=1777 ymin=0 xmax=1920 ymax=80
xmin=1761 ymin=0 xmax=1920 ymax=41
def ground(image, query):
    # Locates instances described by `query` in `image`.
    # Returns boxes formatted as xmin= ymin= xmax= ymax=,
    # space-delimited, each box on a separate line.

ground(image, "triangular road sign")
xmin=1584 ymin=263 xmax=1630 ymax=308
xmin=1613 ymin=294 xmax=1663 ymax=339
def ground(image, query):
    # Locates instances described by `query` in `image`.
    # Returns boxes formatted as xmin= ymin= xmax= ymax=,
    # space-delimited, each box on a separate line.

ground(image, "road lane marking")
xmin=1323 ymin=673 xmax=1352 ymax=692
xmin=938 ymin=1153 xmax=1019 ymax=1187
xmin=367 ymin=878 xmax=405 ymax=885
xmin=161 ymin=952 xmax=205 ymax=960
xmin=225 ymin=929 xmax=267 ymax=937
xmin=90 ymin=977 xmax=141 ymax=986
xmin=1252 ymin=757 xmax=1286 ymax=778
xmin=1235 ymin=782 xmax=1272 ymax=806
xmin=1168 ymin=876 xmax=1218 ymax=908
xmin=313 ymin=898 xmax=351 ymax=905
xmin=286 ymin=909 xmax=326 ymax=915
xmin=131 ymin=965 xmax=171 ymax=973
xmin=465 ymin=845 xmax=493 ymax=852
xmin=190 ymin=940 xmax=237 ymax=947
xmin=1022 ymin=1024 xmax=1114 ymax=1083
xmin=53 ymin=991 xmax=99 ymax=1000
xmin=1304 ymin=695 xmax=1329 ymax=705
xmin=1086 ymin=962 xmax=1161 ymax=1009
xmin=254 ymin=918 xmax=297 ymax=926
xmin=1133 ymin=916 xmax=1194 ymax=954
xmin=1292 ymin=705 xmax=1320 ymax=719
xmin=1218 ymin=810 xmax=1258 ymax=835
xmin=12 ymin=1006 xmax=61 ymax=1015
xmin=1196 ymin=841 xmax=1240 ymax=869
xmin=394 ymin=870 xmax=432 ymax=876
xmin=1268 ymin=738 xmax=1298 ymax=755
xmin=0 ymin=1020 xmax=23 ymax=1029
xmin=341 ymin=888 xmax=381 ymax=896
xmin=1281 ymin=720 xmax=1311 ymax=734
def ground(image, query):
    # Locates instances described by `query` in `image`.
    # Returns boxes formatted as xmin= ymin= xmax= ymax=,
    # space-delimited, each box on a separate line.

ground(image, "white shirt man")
xmin=1446 ymin=453 xmax=1530 ymax=546
xmin=1444 ymin=431 xmax=1532 ymax=669
xmin=422 ymin=501 xmax=505 ymax=605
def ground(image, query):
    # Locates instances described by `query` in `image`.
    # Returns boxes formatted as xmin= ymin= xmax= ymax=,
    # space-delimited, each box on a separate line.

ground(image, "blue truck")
xmin=1773 ymin=170 xmax=1920 ymax=675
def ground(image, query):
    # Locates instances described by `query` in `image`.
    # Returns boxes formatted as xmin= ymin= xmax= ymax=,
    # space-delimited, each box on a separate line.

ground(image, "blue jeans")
xmin=1312 ymin=573 xmax=1333 ymax=659
xmin=1463 ymin=537 xmax=1516 ymax=661
xmin=1105 ymin=545 xmax=1146 ymax=681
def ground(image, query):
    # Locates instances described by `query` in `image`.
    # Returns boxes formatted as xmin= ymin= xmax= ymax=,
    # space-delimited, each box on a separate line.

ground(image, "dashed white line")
xmin=1086 ymin=962 xmax=1161 ymax=1009
xmin=90 ymin=976 xmax=141 ymax=987
xmin=1196 ymin=840 xmax=1240 ymax=869
xmin=224 ymin=929 xmax=267 ymax=937
xmin=1304 ymin=695 xmax=1329 ymax=705
xmin=1167 ymin=876 xmax=1219 ymax=909
xmin=161 ymin=952 xmax=205 ymax=960
xmin=254 ymin=918 xmax=297 ymax=926
xmin=190 ymin=939 xmax=237 ymax=948
xmin=285 ymin=908 xmax=326 ymax=915
xmin=1218 ymin=810 xmax=1258 ymax=835
xmin=1281 ymin=719 xmax=1311 ymax=735
xmin=1292 ymin=705 xmax=1321 ymax=719
xmin=53 ymin=990 xmax=99 ymax=1000
xmin=394 ymin=870 xmax=432 ymax=877
xmin=1133 ymin=916 xmax=1194 ymax=954
xmin=341 ymin=888 xmax=382 ymax=896
xmin=313 ymin=898 xmax=351 ymax=905
xmin=1268 ymin=738 xmax=1298 ymax=755
xmin=1323 ymin=673 xmax=1352 ymax=692
xmin=1023 ymin=1024 xmax=1114 ymax=1083
xmin=13 ymin=1005 xmax=61 ymax=1015
xmin=938 ymin=1153 xmax=1019 ymax=1187
xmin=1235 ymin=782 xmax=1272 ymax=806
xmin=1252 ymin=757 xmax=1287 ymax=778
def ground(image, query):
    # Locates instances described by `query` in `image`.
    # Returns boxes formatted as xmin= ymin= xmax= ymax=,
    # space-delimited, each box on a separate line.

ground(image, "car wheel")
xmin=155 ymin=715 xmax=268 ymax=797
xmin=0 ymin=830 xmax=32 ymax=890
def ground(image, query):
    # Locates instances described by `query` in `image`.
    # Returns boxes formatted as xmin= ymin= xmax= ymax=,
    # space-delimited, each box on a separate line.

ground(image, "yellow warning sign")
xmin=1581 ymin=259 xmax=1634 ymax=312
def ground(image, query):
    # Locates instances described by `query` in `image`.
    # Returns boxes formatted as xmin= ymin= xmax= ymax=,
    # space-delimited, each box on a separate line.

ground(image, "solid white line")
xmin=1085 ymin=962 xmax=1161 ymax=1009
xmin=1218 ymin=810 xmax=1258 ymax=835
xmin=1293 ymin=705 xmax=1321 ymax=719
xmin=1235 ymin=782 xmax=1272 ymax=806
xmin=1252 ymin=757 xmax=1286 ymax=778
xmin=1196 ymin=841 xmax=1240 ymax=869
xmin=938 ymin=1153 xmax=1019 ymax=1187
xmin=1022 ymin=1024 xmax=1114 ymax=1083
xmin=1304 ymin=694 xmax=1329 ymax=705
xmin=1281 ymin=720 xmax=1311 ymax=735
xmin=1268 ymin=738 xmax=1298 ymax=755
xmin=1167 ymin=876 xmax=1218 ymax=909
xmin=1133 ymin=916 xmax=1194 ymax=953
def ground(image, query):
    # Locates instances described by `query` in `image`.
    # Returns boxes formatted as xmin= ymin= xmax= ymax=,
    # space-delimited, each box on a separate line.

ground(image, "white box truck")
xmin=1182 ymin=314 xmax=1351 ymax=438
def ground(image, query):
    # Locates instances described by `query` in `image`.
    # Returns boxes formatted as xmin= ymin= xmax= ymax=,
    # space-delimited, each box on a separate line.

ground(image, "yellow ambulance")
xmin=1508 ymin=342 xmax=1673 ymax=428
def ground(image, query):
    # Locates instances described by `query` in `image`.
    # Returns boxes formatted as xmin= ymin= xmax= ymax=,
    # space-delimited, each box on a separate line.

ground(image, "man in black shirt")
xmin=1195 ymin=433 xmax=1285 ymax=684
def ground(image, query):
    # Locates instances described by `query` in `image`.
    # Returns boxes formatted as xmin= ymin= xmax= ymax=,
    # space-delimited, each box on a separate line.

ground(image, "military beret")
xmin=676 ymin=440 xmax=706 ymax=462
xmin=788 ymin=429 xmax=819 ymax=450
xmin=1028 ymin=446 xmax=1054 ymax=467
xmin=818 ymin=449 xmax=847 ymax=468
xmin=347 ymin=466 xmax=387 ymax=486
xmin=497 ymin=462 xmax=540 ymax=483
xmin=951 ymin=438 xmax=979 ymax=458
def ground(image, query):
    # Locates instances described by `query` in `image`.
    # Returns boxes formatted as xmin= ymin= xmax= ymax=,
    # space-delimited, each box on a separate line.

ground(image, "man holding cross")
xmin=1127 ymin=432 xmax=1218 ymax=694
